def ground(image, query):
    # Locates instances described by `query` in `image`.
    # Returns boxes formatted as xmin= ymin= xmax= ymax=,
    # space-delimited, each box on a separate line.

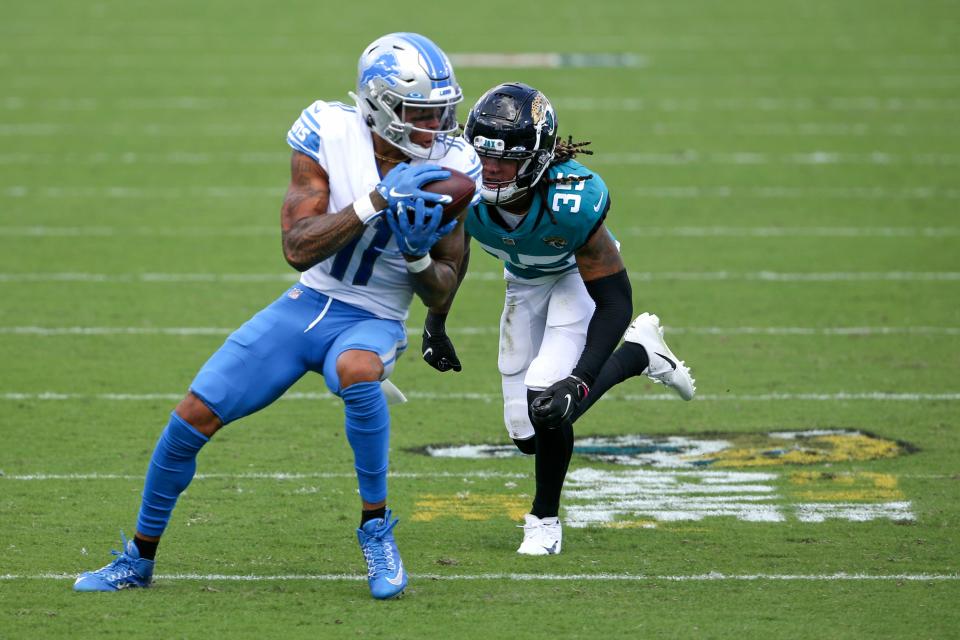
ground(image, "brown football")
xmin=420 ymin=168 xmax=478 ymax=223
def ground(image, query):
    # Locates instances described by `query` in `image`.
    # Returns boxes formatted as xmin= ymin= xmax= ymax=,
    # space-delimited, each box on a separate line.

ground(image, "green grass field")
xmin=2 ymin=0 xmax=959 ymax=637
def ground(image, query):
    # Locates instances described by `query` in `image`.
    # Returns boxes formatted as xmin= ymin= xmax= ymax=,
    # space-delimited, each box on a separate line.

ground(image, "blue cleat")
xmin=357 ymin=510 xmax=407 ymax=599
xmin=73 ymin=532 xmax=154 ymax=592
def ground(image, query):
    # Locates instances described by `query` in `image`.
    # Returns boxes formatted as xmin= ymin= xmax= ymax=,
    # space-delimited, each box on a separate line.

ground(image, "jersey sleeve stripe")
xmin=301 ymin=110 xmax=321 ymax=132
xmin=286 ymin=135 xmax=320 ymax=161
xmin=328 ymin=101 xmax=357 ymax=113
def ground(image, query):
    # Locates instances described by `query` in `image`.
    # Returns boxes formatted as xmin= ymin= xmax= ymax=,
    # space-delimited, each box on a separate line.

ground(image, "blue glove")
xmin=375 ymin=163 xmax=452 ymax=213
xmin=385 ymin=198 xmax=459 ymax=257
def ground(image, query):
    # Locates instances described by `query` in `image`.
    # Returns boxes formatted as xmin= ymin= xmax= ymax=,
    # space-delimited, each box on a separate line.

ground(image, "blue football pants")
xmin=136 ymin=285 xmax=407 ymax=537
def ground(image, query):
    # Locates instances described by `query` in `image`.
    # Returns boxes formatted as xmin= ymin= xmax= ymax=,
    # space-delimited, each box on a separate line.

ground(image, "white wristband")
xmin=405 ymin=254 xmax=432 ymax=273
xmin=353 ymin=194 xmax=380 ymax=224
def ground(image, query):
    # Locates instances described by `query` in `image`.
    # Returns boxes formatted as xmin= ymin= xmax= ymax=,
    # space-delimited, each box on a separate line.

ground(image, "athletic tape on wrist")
xmin=353 ymin=195 xmax=380 ymax=224
xmin=405 ymin=254 xmax=432 ymax=273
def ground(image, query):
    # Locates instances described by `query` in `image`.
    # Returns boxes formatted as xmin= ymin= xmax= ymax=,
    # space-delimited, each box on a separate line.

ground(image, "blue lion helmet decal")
xmin=359 ymin=52 xmax=400 ymax=87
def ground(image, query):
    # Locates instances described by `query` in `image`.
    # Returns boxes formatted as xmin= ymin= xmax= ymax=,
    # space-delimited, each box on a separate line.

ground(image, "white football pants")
xmin=497 ymin=271 xmax=595 ymax=441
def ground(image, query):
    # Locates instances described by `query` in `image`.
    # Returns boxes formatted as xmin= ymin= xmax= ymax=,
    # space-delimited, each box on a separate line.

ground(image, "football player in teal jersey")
xmin=421 ymin=83 xmax=696 ymax=555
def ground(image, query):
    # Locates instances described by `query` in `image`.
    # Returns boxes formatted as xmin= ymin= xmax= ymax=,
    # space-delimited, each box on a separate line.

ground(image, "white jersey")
xmin=286 ymin=100 xmax=482 ymax=320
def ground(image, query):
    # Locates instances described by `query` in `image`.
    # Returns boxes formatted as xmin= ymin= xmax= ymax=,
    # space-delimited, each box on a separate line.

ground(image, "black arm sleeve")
xmin=571 ymin=269 xmax=633 ymax=387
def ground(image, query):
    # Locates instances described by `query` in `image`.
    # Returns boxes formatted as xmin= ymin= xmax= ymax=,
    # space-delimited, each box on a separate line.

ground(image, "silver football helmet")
xmin=350 ymin=32 xmax=462 ymax=160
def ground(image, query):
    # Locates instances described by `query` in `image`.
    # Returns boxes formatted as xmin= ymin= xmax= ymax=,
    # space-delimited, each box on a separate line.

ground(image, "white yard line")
xmin=592 ymin=152 xmax=960 ymax=166
xmin=0 ymin=326 xmax=236 ymax=336
xmin=2 ymin=271 xmax=959 ymax=284
xmin=1 ymin=325 xmax=958 ymax=337
xmin=1 ymin=471 xmax=953 ymax=482
xmin=4 ymin=96 xmax=960 ymax=112
xmin=2 ymin=186 xmax=282 ymax=198
xmin=0 ymin=151 xmax=960 ymax=165
xmin=5 ymin=185 xmax=960 ymax=200
xmin=0 ymin=151 xmax=289 ymax=165
xmin=631 ymin=186 xmax=960 ymax=199
xmin=1 ymin=471 xmax=529 ymax=481
xmin=624 ymin=227 xmax=960 ymax=238
xmin=4 ymin=225 xmax=959 ymax=238
xmin=1 ymin=572 xmax=957 ymax=582
xmin=666 ymin=326 xmax=960 ymax=336
xmin=2 ymin=391 xmax=959 ymax=403
xmin=8 ymin=74 xmax=960 ymax=92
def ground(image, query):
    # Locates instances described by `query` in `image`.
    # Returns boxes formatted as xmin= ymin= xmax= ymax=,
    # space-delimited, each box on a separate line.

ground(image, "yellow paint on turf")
xmin=788 ymin=471 xmax=904 ymax=501
xmin=697 ymin=433 xmax=902 ymax=468
xmin=412 ymin=493 xmax=529 ymax=522
xmin=603 ymin=519 xmax=659 ymax=529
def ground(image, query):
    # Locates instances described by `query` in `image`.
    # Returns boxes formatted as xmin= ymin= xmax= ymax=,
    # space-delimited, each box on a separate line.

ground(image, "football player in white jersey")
xmin=74 ymin=33 xmax=481 ymax=600
xmin=422 ymin=83 xmax=694 ymax=556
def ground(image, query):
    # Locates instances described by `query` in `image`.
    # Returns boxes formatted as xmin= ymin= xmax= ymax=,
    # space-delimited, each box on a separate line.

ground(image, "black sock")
xmin=361 ymin=506 xmax=386 ymax=527
xmin=572 ymin=342 xmax=649 ymax=422
xmin=528 ymin=389 xmax=574 ymax=519
xmin=133 ymin=536 xmax=159 ymax=561
xmin=513 ymin=436 xmax=536 ymax=455
xmin=612 ymin=341 xmax=650 ymax=378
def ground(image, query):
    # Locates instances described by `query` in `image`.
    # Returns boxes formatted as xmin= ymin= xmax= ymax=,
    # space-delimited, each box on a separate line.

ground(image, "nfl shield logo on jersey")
xmin=287 ymin=287 xmax=303 ymax=300
xmin=543 ymin=236 xmax=567 ymax=249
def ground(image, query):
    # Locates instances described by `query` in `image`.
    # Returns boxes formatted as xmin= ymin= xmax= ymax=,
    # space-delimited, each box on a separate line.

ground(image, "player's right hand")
xmin=375 ymin=163 xmax=452 ymax=212
xmin=530 ymin=375 xmax=590 ymax=429
xmin=422 ymin=328 xmax=462 ymax=373
xmin=386 ymin=197 xmax=458 ymax=257
xmin=422 ymin=311 xmax=461 ymax=373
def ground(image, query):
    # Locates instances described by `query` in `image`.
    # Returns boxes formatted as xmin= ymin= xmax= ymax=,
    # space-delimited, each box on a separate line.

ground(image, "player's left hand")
xmin=530 ymin=375 xmax=590 ymax=429
xmin=386 ymin=197 xmax=458 ymax=257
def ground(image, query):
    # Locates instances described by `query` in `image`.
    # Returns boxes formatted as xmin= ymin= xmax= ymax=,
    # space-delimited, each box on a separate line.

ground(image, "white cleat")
xmin=624 ymin=312 xmax=696 ymax=401
xmin=517 ymin=514 xmax=562 ymax=556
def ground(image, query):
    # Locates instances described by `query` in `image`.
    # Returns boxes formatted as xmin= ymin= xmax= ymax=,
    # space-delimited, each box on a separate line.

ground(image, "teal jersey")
xmin=466 ymin=160 xmax=610 ymax=280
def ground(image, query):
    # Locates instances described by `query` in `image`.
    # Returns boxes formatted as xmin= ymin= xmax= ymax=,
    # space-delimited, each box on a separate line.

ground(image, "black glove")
xmin=422 ymin=312 xmax=462 ymax=373
xmin=530 ymin=375 xmax=590 ymax=429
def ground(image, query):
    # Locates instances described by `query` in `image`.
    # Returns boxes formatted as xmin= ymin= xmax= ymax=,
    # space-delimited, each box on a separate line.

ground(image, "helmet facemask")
xmin=388 ymin=97 xmax=461 ymax=158
xmin=474 ymin=143 xmax=553 ymax=205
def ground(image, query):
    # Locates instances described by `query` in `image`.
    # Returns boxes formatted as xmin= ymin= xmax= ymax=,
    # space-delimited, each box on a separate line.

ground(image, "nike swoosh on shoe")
xmin=655 ymin=352 xmax=677 ymax=371
xmin=385 ymin=563 xmax=405 ymax=586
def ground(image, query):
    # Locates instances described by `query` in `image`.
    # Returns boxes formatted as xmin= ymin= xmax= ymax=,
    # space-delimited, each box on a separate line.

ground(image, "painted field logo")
xmin=561 ymin=468 xmax=914 ymax=527
xmin=414 ymin=431 xmax=916 ymax=527
xmin=422 ymin=429 xmax=911 ymax=468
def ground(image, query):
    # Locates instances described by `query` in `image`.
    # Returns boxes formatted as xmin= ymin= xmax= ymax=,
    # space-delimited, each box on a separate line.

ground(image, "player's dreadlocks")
xmin=543 ymin=136 xmax=594 ymax=185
